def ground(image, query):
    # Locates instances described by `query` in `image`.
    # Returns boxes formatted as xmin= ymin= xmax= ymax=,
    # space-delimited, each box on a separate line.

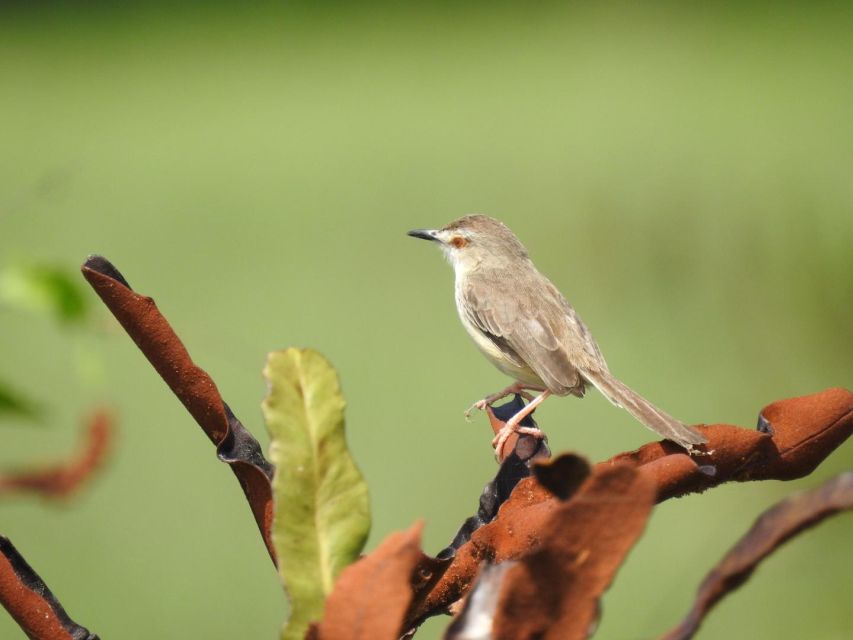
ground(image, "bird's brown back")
xmin=458 ymin=260 xmax=607 ymax=396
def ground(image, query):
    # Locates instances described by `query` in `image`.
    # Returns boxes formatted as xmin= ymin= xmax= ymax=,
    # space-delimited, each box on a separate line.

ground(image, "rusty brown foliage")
xmin=81 ymin=256 xmax=277 ymax=563
xmin=609 ymin=387 xmax=853 ymax=500
xmin=660 ymin=471 xmax=853 ymax=640
xmin=409 ymin=387 xmax=853 ymax=627
xmin=312 ymin=522 xmax=426 ymax=640
xmin=0 ymin=410 xmax=113 ymax=500
xmin=54 ymin=255 xmax=848 ymax=639
xmin=0 ymin=537 xmax=98 ymax=640
xmin=491 ymin=461 xmax=657 ymax=639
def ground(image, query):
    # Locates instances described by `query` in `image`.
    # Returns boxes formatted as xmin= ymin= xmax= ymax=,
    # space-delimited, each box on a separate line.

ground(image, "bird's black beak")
xmin=406 ymin=229 xmax=438 ymax=242
xmin=407 ymin=228 xmax=439 ymax=242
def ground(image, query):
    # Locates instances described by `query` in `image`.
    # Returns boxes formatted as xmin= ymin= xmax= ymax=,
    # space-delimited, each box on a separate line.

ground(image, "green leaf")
xmin=0 ymin=264 xmax=89 ymax=325
xmin=0 ymin=380 xmax=40 ymax=421
xmin=262 ymin=348 xmax=370 ymax=640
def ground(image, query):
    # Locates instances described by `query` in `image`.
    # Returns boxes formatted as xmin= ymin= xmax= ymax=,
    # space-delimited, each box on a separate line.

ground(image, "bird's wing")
xmin=461 ymin=267 xmax=606 ymax=393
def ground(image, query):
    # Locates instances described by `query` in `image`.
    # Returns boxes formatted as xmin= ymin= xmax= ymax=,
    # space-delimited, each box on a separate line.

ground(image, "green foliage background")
xmin=1 ymin=2 xmax=851 ymax=638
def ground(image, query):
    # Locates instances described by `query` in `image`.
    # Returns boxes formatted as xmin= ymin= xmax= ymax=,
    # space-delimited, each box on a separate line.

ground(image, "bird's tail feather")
xmin=582 ymin=369 xmax=707 ymax=448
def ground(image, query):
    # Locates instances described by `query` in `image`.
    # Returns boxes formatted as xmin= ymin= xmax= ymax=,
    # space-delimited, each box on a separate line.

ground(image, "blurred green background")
xmin=1 ymin=2 xmax=851 ymax=638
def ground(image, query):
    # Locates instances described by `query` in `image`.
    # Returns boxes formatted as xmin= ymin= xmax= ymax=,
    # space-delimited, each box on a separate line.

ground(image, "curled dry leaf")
xmin=81 ymin=256 xmax=276 ymax=562
xmin=444 ymin=454 xmax=592 ymax=639
xmin=0 ymin=536 xmax=98 ymax=640
xmin=444 ymin=562 xmax=513 ymax=640
xmin=313 ymin=522 xmax=425 ymax=640
xmin=660 ymin=471 xmax=853 ymax=640
xmin=263 ymin=348 xmax=370 ymax=640
xmin=491 ymin=463 xmax=656 ymax=640
xmin=402 ymin=551 xmax=455 ymax=636
xmin=610 ymin=387 xmax=853 ymax=500
xmin=413 ymin=455 xmax=590 ymax=631
xmin=442 ymin=457 xmax=651 ymax=640
xmin=0 ymin=410 xmax=113 ymax=500
xmin=531 ymin=452 xmax=590 ymax=501
xmin=440 ymin=396 xmax=550 ymax=560
xmin=409 ymin=387 xmax=852 ymax=626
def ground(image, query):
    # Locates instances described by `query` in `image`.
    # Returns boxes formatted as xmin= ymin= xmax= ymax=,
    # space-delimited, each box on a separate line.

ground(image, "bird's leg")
xmin=465 ymin=382 xmax=543 ymax=420
xmin=492 ymin=390 xmax=551 ymax=459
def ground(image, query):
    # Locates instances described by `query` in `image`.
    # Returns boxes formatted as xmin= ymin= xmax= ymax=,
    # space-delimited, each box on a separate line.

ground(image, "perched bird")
xmin=408 ymin=214 xmax=707 ymax=458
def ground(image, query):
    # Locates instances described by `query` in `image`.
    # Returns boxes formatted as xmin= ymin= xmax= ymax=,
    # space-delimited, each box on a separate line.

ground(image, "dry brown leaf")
xmin=81 ymin=256 xmax=276 ymax=562
xmin=0 ymin=410 xmax=113 ymax=500
xmin=314 ymin=522 xmax=425 ymax=640
xmin=491 ymin=463 xmax=656 ymax=639
xmin=0 ymin=536 xmax=98 ymax=639
xmin=660 ymin=472 xmax=853 ymax=640
xmin=411 ymin=387 xmax=852 ymax=626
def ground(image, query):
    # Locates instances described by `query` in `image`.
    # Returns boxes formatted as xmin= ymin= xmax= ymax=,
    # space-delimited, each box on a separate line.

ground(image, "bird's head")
xmin=407 ymin=214 xmax=528 ymax=271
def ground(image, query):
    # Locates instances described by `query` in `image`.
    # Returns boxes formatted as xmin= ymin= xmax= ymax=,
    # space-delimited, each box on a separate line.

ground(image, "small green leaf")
xmin=262 ymin=348 xmax=370 ymax=640
xmin=0 ymin=264 xmax=89 ymax=325
xmin=0 ymin=380 xmax=40 ymax=421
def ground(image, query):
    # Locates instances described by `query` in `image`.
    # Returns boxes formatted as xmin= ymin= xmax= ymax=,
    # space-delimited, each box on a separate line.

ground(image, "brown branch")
xmin=80 ymin=255 xmax=276 ymax=564
xmin=660 ymin=471 xmax=853 ymax=640
xmin=440 ymin=396 xmax=550 ymax=561
xmin=0 ymin=536 xmax=98 ymax=639
xmin=409 ymin=387 xmax=852 ymax=626
xmin=0 ymin=410 xmax=113 ymax=500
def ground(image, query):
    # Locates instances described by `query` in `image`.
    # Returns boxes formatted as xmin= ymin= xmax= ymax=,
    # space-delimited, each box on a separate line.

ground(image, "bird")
xmin=408 ymin=214 xmax=708 ymax=458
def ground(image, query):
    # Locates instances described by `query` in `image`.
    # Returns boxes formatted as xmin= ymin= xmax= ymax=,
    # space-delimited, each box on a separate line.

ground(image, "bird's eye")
xmin=450 ymin=235 xmax=468 ymax=249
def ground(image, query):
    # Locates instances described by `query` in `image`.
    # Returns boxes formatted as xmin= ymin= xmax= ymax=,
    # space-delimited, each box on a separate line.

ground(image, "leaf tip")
xmin=81 ymin=255 xmax=132 ymax=288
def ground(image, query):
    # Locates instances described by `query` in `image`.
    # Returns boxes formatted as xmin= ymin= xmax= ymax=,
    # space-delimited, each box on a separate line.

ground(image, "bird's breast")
xmin=453 ymin=280 xmax=545 ymax=387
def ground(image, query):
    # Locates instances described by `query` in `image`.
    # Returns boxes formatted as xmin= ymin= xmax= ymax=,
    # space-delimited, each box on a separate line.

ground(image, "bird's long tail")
xmin=582 ymin=369 xmax=707 ymax=449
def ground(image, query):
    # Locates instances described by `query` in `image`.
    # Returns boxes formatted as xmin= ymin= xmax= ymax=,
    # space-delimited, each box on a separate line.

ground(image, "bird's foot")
xmin=492 ymin=424 xmax=545 ymax=459
xmin=464 ymin=383 xmax=536 ymax=421
xmin=464 ymin=398 xmax=489 ymax=422
xmin=490 ymin=389 xmax=552 ymax=458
